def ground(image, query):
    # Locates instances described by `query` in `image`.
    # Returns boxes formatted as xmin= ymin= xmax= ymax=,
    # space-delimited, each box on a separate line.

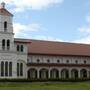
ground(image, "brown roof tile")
xmin=0 ymin=8 xmax=13 ymax=16
xmin=14 ymin=38 xmax=30 ymax=44
xmin=28 ymin=39 xmax=90 ymax=56
xmin=14 ymin=38 xmax=90 ymax=56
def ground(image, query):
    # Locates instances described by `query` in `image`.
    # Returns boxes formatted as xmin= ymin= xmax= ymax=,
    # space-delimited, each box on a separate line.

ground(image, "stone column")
xmin=59 ymin=69 xmax=61 ymax=79
xmin=78 ymin=69 xmax=81 ymax=78
xmin=69 ymin=70 xmax=71 ymax=78
xmin=48 ymin=69 xmax=50 ymax=79
xmin=87 ymin=70 xmax=89 ymax=78
xmin=37 ymin=69 xmax=40 ymax=79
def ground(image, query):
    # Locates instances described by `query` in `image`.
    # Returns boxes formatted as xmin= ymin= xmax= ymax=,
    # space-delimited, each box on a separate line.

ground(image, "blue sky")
xmin=1 ymin=0 xmax=90 ymax=44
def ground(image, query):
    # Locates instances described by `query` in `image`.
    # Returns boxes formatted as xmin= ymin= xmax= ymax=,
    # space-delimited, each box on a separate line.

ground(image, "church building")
xmin=0 ymin=2 xmax=90 ymax=80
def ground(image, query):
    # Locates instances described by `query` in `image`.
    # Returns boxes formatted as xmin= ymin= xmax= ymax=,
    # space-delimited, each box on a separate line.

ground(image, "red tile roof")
xmin=0 ymin=8 xmax=13 ymax=16
xmin=28 ymin=39 xmax=90 ymax=56
xmin=14 ymin=38 xmax=30 ymax=44
xmin=14 ymin=38 xmax=90 ymax=56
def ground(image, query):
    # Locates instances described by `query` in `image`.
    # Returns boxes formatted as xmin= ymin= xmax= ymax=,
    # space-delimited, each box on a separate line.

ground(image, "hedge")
xmin=0 ymin=78 xmax=89 ymax=82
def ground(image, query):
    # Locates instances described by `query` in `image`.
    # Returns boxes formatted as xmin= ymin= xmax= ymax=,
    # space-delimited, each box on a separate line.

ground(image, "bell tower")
xmin=0 ymin=2 xmax=14 ymax=51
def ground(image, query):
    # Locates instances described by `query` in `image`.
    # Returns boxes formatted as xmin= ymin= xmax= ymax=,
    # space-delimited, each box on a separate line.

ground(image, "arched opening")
xmin=17 ymin=63 xmax=19 ymax=76
xmin=4 ymin=21 xmax=7 ymax=31
xmin=5 ymin=62 xmax=8 ymax=76
xmin=28 ymin=68 xmax=37 ymax=79
xmin=9 ymin=62 xmax=12 ymax=76
xmin=20 ymin=63 xmax=23 ymax=76
xmin=17 ymin=60 xmax=26 ymax=77
xmin=21 ymin=45 xmax=24 ymax=52
xmin=89 ymin=71 xmax=90 ymax=78
xmin=7 ymin=40 xmax=10 ymax=50
xmin=2 ymin=39 xmax=5 ymax=50
xmin=1 ymin=61 xmax=4 ymax=76
xmin=17 ymin=45 xmax=19 ymax=51
xmin=47 ymin=59 xmax=50 ymax=63
xmin=75 ymin=60 xmax=78 ymax=64
xmin=80 ymin=69 xmax=87 ymax=78
xmin=57 ymin=60 xmax=60 ymax=63
xmin=37 ymin=59 xmax=40 ymax=63
xmin=61 ymin=69 xmax=69 ymax=79
xmin=39 ymin=68 xmax=48 ymax=79
xmin=17 ymin=62 xmax=23 ymax=76
xmin=71 ymin=69 xmax=78 ymax=79
xmin=50 ymin=69 xmax=59 ymax=79
xmin=84 ymin=60 xmax=86 ymax=64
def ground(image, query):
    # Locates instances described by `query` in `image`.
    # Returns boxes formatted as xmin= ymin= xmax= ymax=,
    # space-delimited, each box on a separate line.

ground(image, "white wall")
xmin=0 ymin=15 xmax=13 ymax=33
xmin=28 ymin=55 xmax=90 ymax=64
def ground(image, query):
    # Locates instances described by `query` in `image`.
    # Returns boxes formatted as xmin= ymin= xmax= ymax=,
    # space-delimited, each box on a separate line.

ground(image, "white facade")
xmin=0 ymin=3 xmax=90 ymax=80
xmin=0 ymin=3 xmax=28 ymax=79
xmin=27 ymin=55 xmax=90 ymax=79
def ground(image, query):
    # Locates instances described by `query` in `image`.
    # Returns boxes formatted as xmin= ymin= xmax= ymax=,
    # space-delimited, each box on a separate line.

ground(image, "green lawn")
xmin=0 ymin=82 xmax=90 ymax=90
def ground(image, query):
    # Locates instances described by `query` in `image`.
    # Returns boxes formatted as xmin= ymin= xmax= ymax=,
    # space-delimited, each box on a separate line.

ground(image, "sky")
xmin=1 ymin=0 xmax=90 ymax=44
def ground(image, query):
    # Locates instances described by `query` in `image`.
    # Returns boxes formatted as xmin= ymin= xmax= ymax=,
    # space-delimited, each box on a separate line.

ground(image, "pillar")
xmin=37 ymin=69 xmax=39 ymax=79
xmin=69 ymin=70 xmax=71 ymax=78
xmin=87 ymin=70 xmax=89 ymax=78
xmin=59 ymin=70 xmax=61 ymax=79
xmin=78 ymin=69 xmax=80 ymax=78
xmin=48 ymin=69 xmax=50 ymax=79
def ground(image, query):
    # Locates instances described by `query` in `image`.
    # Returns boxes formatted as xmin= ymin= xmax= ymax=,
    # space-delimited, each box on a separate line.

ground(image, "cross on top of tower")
xmin=0 ymin=2 xmax=5 ymax=8
xmin=0 ymin=2 xmax=13 ymax=16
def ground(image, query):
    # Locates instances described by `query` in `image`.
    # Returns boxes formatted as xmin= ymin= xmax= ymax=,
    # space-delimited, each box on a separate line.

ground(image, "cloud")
xmin=13 ymin=22 xmax=42 ymax=37
xmin=1 ymin=0 xmax=64 ymax=12
xmin=78 ymin=27 xmax=90 ymax=33
xmin=74 ymin=12 xmax=90 ymax=44
xmin=29 ymin=35 xmax=63 ymax=41
xmin=13 ymin=22 xmax=63 ymax=41
xmin=86 ymin=15 xmax=90 ymax=23
xmin=74 ymin=36 xmax=90 ymax=44
xmin=73 ymin=27 xmax=90 ymax=44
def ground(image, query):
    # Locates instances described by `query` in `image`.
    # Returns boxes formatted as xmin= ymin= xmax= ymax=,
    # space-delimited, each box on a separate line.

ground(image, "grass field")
xmin=0 ymin=81 xmax=90 ymax=90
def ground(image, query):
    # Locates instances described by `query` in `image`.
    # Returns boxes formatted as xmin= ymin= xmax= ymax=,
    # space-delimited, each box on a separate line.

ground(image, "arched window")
xmin=17 ymin=63 xmax=19 ymax=76
xmin=2 ymin=39 xmax=5 ymax=50
xmin=1 ymin=61 xmax=4 ymax=76
xmin=4 ymin=21 xmax=7 ymax=31
xmin=66 ymin=60 xmax=69 ymax=64
xmin=20 ymin=63 xmax=23 ymax=76
xmin=27 ymin=59 xmax=29 ymax=63
xmin=21 ymin=45 xmax=24 ymax=52
xmin=7 ymin=40 xmax=10 ymax=50
xmin=57 ymin=60 xmax=60 ymax=63
xmin=9 ymin=62 xmax=12 ymax=76
xmin=75 ymin=60 xmax=78 ymax=64
xmin=84 ymin=60 xmax=86 ymax=64
xmin=5 ymin=62 xmax=8 ymax=76
xmin=37 ymin=59 xmax=40 ymax=63
xmin=47 ymin=59 xmax=50 ymax=63
xmin=17 ymin=45 xmax=19 ymax=51
xmin=17 ymin=62 xmax=23 ymax=76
